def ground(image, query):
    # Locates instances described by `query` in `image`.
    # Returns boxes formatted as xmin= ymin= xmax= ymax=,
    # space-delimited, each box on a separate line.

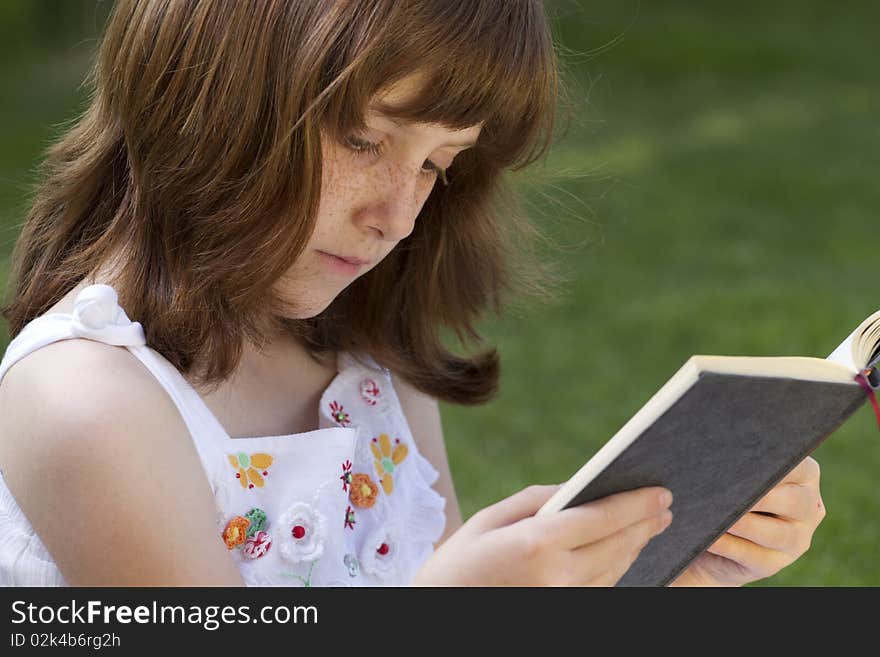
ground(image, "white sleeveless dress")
xmin=0 ymin=284 xmax=446 ymax=586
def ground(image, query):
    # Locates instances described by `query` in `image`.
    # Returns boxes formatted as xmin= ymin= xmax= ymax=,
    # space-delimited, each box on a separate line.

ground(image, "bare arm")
xmin=0 ymin=340 xmax=245 ymax=586
xmin=391 ymin=373 xmax=463 ymax=545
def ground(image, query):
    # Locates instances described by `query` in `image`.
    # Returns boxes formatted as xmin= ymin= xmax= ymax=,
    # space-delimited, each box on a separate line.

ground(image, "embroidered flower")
xmin=359 ymin=378 xmax=382 ymax=406
xmin=371 ymin=433 xmax=409 ymax=495
xmin=222 ymin=516 xmax=251 ymax=550
xmin=278 ymin=502 xmax=325 ymax=563
xmin=228 ymin=452 xmax=273 ymax=489
xmin=343 ymin=554 xmax=360 ymax=578
xmin=344 ymin=505 xmax=356 ymax=530
xmin=359 ymin=523 xmax=401 ymax=580
xmin=244 ymin=508 xmax=267 ymax=537
xmin=329 ymin=401 xmax=351 ymax=427
xmin=340 ymin=460 xmax=353 ymax=492
xmin=243 ymin=531 xmax=272 ymax=559
xmin=349 ymin=473 xmax=379 ymax=509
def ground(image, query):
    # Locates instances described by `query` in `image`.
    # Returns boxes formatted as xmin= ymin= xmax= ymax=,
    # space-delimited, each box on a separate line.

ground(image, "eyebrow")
xmin=367 ymin=106 xmax=479 ymax=149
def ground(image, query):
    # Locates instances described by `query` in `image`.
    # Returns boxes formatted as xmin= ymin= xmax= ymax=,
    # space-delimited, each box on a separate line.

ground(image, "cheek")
xmin=317 ymin=136 xmax=436 ymax=236
xmin=314 ymin=143 xmax=364 ymax=225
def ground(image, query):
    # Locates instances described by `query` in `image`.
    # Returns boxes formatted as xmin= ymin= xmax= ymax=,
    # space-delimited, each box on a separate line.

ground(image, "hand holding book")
xmin=537 ymin=308 xmax=880 ymax=586
xmin=413 ymin=484 xmax=675 ymax=586
xmin=668 ymin=455 xmax=825 ymax=586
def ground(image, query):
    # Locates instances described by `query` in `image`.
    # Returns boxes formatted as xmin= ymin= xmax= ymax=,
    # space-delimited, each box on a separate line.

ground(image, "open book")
xmin=536 ymin=309 xmax=880 ymax=587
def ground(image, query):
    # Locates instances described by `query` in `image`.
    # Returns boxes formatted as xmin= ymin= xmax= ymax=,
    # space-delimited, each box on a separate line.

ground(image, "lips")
xmin=335 ymin=255 xmax=370 ymax=266
xmin=321 ymin=252 xmax=371 ymax=266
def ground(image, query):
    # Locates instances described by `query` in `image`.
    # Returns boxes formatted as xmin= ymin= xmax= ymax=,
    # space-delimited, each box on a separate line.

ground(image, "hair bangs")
xmin=320 ymin=0 xmax=558 ymax=172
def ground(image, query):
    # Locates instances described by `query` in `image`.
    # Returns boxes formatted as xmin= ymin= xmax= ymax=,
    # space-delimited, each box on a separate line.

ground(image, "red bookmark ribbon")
xmin=855 ymin=369 xmax=880 ymax=431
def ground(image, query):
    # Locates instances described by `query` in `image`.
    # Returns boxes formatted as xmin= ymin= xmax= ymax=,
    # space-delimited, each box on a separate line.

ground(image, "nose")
xmin=357 ymin=160 xmax=424 ymax=242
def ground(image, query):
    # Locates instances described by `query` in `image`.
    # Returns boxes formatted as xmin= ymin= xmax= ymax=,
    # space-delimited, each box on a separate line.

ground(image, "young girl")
xmin=0 ymin=0 xmax=825 ymax=587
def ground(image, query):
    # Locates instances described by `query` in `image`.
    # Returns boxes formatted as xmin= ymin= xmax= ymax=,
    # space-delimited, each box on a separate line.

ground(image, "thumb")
xmin=469 ymin=484 xmax=562 ymax=531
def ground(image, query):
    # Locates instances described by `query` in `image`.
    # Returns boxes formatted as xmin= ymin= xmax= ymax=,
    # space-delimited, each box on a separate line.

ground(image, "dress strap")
xmin=0 ymin=284 xmax=147 ymax=387
xmin=68 ymin=284 xmax=147 ymax=346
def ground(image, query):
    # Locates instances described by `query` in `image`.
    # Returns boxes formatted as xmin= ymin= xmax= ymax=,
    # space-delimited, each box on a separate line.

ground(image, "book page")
xmin=827 ymin=308 xmax=880 ymax=371
xmin=827 ymin=330 xmax=857 ymax=371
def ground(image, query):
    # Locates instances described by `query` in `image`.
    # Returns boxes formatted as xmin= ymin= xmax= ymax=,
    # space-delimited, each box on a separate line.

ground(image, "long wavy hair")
xmin=1 ymin=0 xmax=569 ymax=404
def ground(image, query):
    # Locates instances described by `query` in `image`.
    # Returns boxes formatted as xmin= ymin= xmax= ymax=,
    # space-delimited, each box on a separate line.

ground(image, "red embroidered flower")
xmin=344 ymin=505 xmax=356 ymax=530
xmin=360 ymin=523 xmax=401 ymax=579
xmin=359 ymin=378 xmax=382 ymax=406
xmin=243 ymin=531 xmax=272 ymax=559
xmin=340 ymin=460 xmax=353 ymax=491
xmin=329 ymin=401 xmax=351 ymax=427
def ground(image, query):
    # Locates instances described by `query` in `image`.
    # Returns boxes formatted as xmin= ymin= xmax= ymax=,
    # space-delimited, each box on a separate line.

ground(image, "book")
xmin=536 ymin=309 xmax=880 ymax=587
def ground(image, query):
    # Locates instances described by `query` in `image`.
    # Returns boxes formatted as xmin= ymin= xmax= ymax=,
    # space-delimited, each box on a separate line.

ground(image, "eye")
xmin=343 ymin=135 xmax=449 ymax=185
xmin=343 ymin=135 xmax=383 ymax=156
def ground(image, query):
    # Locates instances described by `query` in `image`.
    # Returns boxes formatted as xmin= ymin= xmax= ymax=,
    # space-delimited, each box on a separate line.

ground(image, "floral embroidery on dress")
xmin=343 ymin=554 xmax=360 ymax=578
xmin=278 ymin=502 xmax=326 ymax=563
xmin=243 ymin=531 xmax=272 ymax=559
xmin=221 ymin=508 xmax=271 ymax=555
xmin=328 ymin=401 xmax=351 ymax=427
xmin=222 ymin=516 xmax=251 ymax=549
xmin=359 ymin=523 xmax=401 ymax=580
xmin=359 ymin=378 xmax=382 ymax=406
xmin=228 ymin=452 xmax=273 ymax=489
xmin=348 ymin=473 xmax=379 ymax=508
xmin=370 ymin=433 xmax=409 ymax=495
xmin=340 ymin=460 xmax=353 ymax=492
xmin=244 ymin=508 xmax=267 ymax=537
xmin=344 ymin=505 xmax=356 ymax=530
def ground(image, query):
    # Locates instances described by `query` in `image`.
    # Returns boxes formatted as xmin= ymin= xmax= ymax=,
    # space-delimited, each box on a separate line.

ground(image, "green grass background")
xmin=1 ymin=1 xmax=878 ymax=585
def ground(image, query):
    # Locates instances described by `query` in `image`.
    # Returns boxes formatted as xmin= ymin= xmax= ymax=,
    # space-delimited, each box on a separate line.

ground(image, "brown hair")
xmin=1 ymin=0 xmax=570 ymax=405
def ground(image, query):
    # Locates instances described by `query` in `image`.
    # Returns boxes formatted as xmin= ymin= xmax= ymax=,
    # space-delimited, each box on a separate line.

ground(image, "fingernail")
xmin=660 ymin=490 xmax=673 ymax=508
xmin=659 ymin=510 xmax=673 ymax=530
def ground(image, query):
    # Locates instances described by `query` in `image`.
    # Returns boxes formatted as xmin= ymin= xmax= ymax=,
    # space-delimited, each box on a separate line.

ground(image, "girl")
xmin=0 ymin=0 xmax=824 ymax=586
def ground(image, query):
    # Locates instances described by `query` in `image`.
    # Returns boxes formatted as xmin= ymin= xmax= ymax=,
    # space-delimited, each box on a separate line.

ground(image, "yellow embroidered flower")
xmin=228 ymin=452 xmax=274 ymax=489
xmin=370 ymin=433 xmax=408 ymax=495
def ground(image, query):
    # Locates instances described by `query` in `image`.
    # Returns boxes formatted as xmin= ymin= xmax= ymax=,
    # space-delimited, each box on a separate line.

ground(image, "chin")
xmin=279 ymin=295 xmax=337 ymax=320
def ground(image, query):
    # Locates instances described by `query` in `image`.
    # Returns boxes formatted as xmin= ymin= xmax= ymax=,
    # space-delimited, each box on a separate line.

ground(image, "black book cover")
xmin=560 ymin=373 xmax=867 ymax=587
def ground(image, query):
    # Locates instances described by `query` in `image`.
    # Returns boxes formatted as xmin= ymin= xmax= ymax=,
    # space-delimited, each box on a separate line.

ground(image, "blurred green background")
xmin=1 ymin=1 xmax=878 ymax=585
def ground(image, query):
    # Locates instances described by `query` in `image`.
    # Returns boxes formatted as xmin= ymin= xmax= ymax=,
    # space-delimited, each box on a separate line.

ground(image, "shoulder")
xmin=0 ymin=338 xmax=242 ymax=585
xmin=0 ymin=337 xmax=187 ymax=508
xmin=2 ymin=337 xmax=168 ymax=417
xmin=0 ymin=338 xmax=181 ymax=449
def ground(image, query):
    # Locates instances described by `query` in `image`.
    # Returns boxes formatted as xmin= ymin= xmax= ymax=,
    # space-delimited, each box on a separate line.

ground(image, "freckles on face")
xmin=274 ymin=94 xmax=479 ymax=320
xmin=271 ymin=135 xmax=405 ymax=319
xmin=310 ymin=129 xmax=432 ymax=258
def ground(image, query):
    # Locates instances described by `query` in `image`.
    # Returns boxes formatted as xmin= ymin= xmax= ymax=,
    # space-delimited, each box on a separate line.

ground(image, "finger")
xmin=707 ymin=532 xmax=790 ymax=577
xmin=724 ymin=512 xmax=805 ymax=554
xmin=469 ymin=485 xmax=563 ymax=531
xmin=575 ymin=510 xmax=673 ymax=586
xmin=750 ymin=482 xmax=819 ymax=521
xmin=538 ymin=486 xmax=673 ymax=549
xmin=781 ymin=456 xmax=821 ymax=486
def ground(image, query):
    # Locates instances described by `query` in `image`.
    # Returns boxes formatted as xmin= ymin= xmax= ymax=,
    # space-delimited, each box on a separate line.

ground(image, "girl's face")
xmin=275 ymin=74 xmax=482 ymax=318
